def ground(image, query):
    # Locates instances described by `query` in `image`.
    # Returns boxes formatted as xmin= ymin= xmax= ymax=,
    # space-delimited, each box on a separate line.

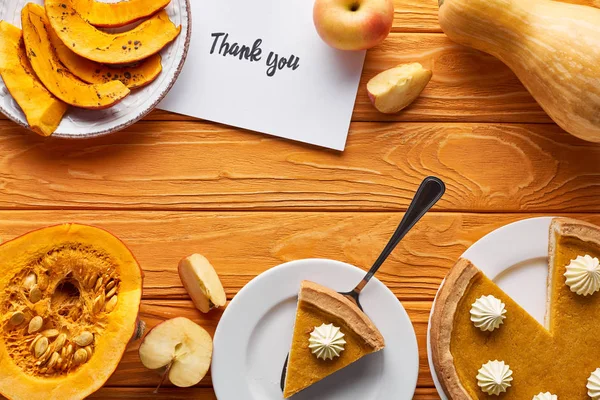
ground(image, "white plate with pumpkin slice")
xmin=427 ymin=217 xmax=554 ymax=399
xmin=212 ymin=258 xmax=419 ymax=400
xmin=0 ymin=0 xmax=190 ymax=138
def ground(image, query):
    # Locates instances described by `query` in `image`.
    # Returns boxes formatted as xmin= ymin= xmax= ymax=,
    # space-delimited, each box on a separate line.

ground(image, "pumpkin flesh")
xmin=71 ymin=0 xmax=172 ymax=28
xmin=438 ymin=0 xmax=600 ymax=142
xmin=46 ymin=25 xmax=163 ymax=89
xmin=0 ymin=224 xmax=143 ymax=400
xmin=22 ymin=4 xmax=130 ymax=109
xmin=0 ymin=21 xmax=67 ymax=136
xmin=45 ymin=0 xmax=181 ymax=65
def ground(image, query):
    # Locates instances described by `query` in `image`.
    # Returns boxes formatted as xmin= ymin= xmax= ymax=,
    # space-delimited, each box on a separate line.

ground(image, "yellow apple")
xmin=313 ymin=0 xmax=394 ymax=51
xmin=367 ymin=63 xmax=432 ymax=114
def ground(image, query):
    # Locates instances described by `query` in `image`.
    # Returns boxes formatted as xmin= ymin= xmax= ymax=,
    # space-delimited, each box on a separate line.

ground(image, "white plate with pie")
xmin=0 ymin=0 xmax=191 ymax=138
xmin=212 ymin=258 xmax=419 ymax=400
xmin=427 ymin=216 xmax=553 ymax=399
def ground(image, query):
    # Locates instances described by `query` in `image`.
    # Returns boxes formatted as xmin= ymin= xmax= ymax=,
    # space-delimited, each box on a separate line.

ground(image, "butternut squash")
xmin=47 ymin=24 xmax=163 ymax=89
xmin=45 ymin=0 xmax=181 ymax=65
xmin=0 ymin=21 xmax=67 ymax=136
xmin=22 ymin=4 xmax=130 ymax=110
xmin=0 ymin=223 xmax=143 ymax=400
xmin=71 ymin=0 xmax=171 ymax=28
xmin=438 ymin=0 xmax=600 ymax=142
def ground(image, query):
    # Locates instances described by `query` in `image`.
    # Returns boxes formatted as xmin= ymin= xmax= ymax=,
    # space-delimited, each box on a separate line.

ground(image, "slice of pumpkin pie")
xmin=430 ymin=217 xmax=600 ymax=399
xmin=282 ymin=281 xmax=385 ymax=398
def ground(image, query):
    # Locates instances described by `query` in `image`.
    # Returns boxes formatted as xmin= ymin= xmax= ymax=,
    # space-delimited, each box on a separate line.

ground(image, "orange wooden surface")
xmin=2 ymin=0 xmax=600 ymax=399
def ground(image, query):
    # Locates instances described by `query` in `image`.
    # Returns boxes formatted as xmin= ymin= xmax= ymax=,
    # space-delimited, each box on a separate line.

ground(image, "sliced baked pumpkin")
xmin=71 ymin=0 xmax=171 ymax=28
xmin=0 ymin=21 xmax=67 ymax=136
xmin=0 ymin=223 xmax=143 ymax=400
xmin=21 ymin=4 xmax=130 ymax=110
xmin=45 ymin=0 xmax=181 ymax=65
xmin=46 ymin=23 xmax=162 ymax=89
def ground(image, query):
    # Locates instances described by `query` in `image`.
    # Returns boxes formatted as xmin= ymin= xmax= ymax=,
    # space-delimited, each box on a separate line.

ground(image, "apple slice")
xmin=178 ymin=254 xmax=227 ymax=313
xmin=367 ymin=63 xmax=432 ymax=114
xmin=138 ymin=317 xmax=213 ymax=389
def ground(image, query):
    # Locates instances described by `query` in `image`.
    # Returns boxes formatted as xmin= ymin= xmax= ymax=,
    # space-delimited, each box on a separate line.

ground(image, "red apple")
xmin=313 ymin=0 xmax=394 ymax=51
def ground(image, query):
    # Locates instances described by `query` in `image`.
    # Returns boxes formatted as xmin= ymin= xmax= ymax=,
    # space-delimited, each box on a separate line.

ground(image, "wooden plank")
xmin=90 ymin=387 xmax=217 ymax=399
xmin=2 ymin=33 xmax=546 ymax=125
xmin=91 ymin=387 xmax=441 ymax=399
xmin=389 ymin=0 xmax=600 ymax=33
xmin=145 ymin=33 xmax=549 ymax=124
xmin=1 ymin=121 xmax=600 ymax=212
xmin=104 ymin=300 xmax=434 ymax=389
xmin=2 ymin=211 xmax=600 ymax=301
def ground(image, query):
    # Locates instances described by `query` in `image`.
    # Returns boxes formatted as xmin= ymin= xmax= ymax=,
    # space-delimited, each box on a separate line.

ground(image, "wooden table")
xmin=2 ymin=0 xmax=600 ymax=398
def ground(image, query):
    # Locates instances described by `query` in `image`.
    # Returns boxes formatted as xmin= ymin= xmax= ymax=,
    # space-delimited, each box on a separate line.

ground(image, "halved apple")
xmin=22 ymin=4 xmax=130 ymax=109
xmin=45 ymin=0 xmax=181 ymax=65
xmin=71 ymin=0 xmax=171 ymax=28
xmin=138 ymin=317 xmax=213 ymax=388
xmin=0 ymin=21 xmax=67 ymax=136
xmin=178 ymin=254 xmax=227 ymax=313
xmin=367 ymin=63 xmax=432 ymax=114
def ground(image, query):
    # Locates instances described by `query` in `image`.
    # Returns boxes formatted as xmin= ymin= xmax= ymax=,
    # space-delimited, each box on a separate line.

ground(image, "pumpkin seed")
xmin=63 ymin=344 xmax=73 ymax=362
xmin=105 ymin=286 xmax=117 ymax=300
xmin=41 ymin=329 xmax=59 ymax=338
xmin=73 ymin=348 xmax=88 ymax=365
xmin=105 ymin=295 xmax=118 ymax=312
xmin=105 ymin=280 xmax=116 ymax=291
xmin=46 ymin=352 xmax=59 ymax=369
xmin=28 ymin=316 xmax=43 ymax=334
xmin=73 ymin=331 xmax=93 ymax=347
xmin=23 ymin=273 xmax=37 ymax=290
xmin=84 ymin=345 xmax=93 ymax=360
xmin=29 ymin=334 xmax=43 ymax=353
xmin=39 ymin=367 xmax=48 ymax=374
xmin=86 ymin=274 xmax=96 ymax=289
xmin=94 ymin=277 xmax=103 ymax=292
xmin=34 ymin=337 xmax=49 ymax=358
xmin=54 ymin=333 xmax=67 ymax=352
xmin=9 ymin=311 xmax=25 ymax=326
xmin=37 ymin=345 xmax=53 ymax=365
xmin=29 ymin=286 xmax=42 ymax=303
xmin=93 ymin=293 xmax=105 ymax=314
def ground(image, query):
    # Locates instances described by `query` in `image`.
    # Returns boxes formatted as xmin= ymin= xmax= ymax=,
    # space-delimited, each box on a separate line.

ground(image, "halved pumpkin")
xmin=22 ymin=4 xmax=130 ymax=109
xmin=47 ymin=24 xmax=162 ymax=89
xmin=0 ymin=224 xmax=143 ymax=400
xmin=0 ymin=21 xmax=68 ymax=136
xmin=45 ymin=0 xmax=181 ymax=65
xmin=71 ymin=0 xmax=171 ymax=28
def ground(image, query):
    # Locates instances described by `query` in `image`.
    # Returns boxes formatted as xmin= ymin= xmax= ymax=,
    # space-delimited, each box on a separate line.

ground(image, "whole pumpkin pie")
xmin=430 ymin=217 xmax=600 ymax=398
xmin=282 ymin=281 xmax=385 ymax=398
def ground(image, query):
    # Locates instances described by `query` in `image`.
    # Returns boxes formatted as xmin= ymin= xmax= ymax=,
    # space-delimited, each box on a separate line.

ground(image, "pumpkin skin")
xmin=46 ymin=24 xmax=163 ymax=90
xmin=22 ymin=4 xmax=130 ymax=109
xmin=45 ymin=0 xmax=181 ymax=65
xmin=438 ymin=0 xmax=600 ymax=142
xmin=71 ymin=0 xmax=172 ymax=28
xmin=0 ymin=21 xmax=67 ymax=136
xmin=0 ymin=224 xmax=143 ymax=400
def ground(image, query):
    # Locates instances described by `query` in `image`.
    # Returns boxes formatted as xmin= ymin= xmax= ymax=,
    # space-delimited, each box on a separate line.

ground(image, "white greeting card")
xmin=158 ymin=0 xmax=366 ymax=151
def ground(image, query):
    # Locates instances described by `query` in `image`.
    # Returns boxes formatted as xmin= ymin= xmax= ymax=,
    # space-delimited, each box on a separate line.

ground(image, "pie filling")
xmin=450 ymin=232 xmax=600 ymax=398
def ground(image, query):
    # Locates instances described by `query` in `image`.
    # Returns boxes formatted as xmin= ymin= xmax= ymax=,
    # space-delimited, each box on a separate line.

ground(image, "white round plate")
xmin=426 ymin=217 xmax=554 ymax=399
xmin=212 ymin=258 xmax=419 ymax=400
xmin=0 ymin=0 xmax=191 ymax=138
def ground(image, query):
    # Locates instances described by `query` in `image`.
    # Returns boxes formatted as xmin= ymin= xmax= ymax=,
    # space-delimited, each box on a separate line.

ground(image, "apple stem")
xmin=153 ymin=361 xmax=173 ymax=394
